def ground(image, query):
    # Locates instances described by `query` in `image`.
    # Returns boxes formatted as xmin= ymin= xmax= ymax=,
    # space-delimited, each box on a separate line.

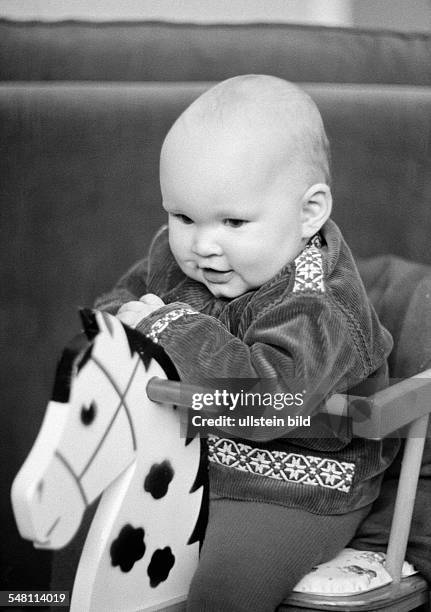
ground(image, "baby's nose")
xmin=191 ymin=230 xmax=222 ymax=257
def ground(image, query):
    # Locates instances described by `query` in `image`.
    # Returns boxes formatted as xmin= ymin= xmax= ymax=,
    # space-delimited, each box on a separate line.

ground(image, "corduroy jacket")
xmin=95 ymin=219 xmax=400 ymax=514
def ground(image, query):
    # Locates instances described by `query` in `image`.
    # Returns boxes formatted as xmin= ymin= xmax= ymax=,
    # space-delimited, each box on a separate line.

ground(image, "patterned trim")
xmin=309 ymin=233 xmax=322 ymax=249
xmin=293 ymin=233 xmax=324 ymax=294
xmin=208 ymin=435 xmax=355 ymax=493
xmin=146 ymin=307 xmax=199 ymax=343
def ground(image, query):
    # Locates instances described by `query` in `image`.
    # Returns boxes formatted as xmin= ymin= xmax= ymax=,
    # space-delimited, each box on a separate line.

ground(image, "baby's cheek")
xmin=235 ymin=250 xmax=259 ymax=274
xmin=170 ymin=231 xmax=188 ymax=259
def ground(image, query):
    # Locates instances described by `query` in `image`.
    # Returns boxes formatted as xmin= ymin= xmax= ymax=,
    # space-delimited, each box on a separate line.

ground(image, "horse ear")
xmin=79 ymin=308 xmax=100 ymax=340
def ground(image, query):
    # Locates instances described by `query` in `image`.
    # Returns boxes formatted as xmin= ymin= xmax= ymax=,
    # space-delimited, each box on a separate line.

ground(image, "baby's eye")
xmin=172 ymin=213 xmax=193 ymax=225
xmin=224 ymin=219 xmax=247 ymax=228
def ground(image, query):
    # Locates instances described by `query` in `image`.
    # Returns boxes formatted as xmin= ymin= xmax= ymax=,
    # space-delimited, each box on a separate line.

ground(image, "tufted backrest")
xmin=1 ymin=19 xmax=431 ymax=85
xmin=358 ymin=256 xmax=431 ymax=380
xmin=354 ymin=255 xmax=431 ymax=581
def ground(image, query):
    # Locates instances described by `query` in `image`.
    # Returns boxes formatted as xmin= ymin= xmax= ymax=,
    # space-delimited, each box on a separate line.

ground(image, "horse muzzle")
xmin=11 ymin=401 xmax=87 ymax=550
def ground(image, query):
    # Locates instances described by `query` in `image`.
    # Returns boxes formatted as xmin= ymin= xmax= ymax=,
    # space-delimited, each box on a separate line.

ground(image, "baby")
xmin=96 ymin=75 xmax=399 ymax=611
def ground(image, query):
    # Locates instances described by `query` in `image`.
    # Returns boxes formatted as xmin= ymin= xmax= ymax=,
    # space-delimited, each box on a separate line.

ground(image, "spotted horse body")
xmin=11 ymin=310 xmax=207 ymax=611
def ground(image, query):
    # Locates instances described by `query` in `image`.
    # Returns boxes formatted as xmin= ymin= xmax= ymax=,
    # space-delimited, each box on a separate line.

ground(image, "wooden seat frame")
xmin=147 ymin=370 xmax=431 ymax=612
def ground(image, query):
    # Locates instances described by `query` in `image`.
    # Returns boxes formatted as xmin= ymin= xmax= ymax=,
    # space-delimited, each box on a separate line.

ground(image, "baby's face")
xmin=160 ymin=120 xmax=308 ymax=299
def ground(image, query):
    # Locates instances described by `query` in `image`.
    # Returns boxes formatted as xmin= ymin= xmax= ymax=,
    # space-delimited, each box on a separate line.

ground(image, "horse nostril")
xmin=36 ymin=479 xmax=44 ymax=501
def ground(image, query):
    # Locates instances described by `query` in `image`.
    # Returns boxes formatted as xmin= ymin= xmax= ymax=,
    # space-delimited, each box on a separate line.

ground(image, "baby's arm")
xmin=94 ymin=257 xmax=165 ymax=325
xmin=134 ymin=292 xmax=381 ymax=441
xmin=94 ymin=257 xmax=149 ymax=314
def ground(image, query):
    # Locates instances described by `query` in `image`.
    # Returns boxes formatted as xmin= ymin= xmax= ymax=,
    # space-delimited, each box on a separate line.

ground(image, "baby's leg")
xmin=187 ymin=497 xmax=370 ymax=612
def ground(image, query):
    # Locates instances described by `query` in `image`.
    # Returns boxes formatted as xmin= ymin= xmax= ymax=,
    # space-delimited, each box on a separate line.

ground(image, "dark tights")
xmin=187 ymin=497 xmax=370 ymax=612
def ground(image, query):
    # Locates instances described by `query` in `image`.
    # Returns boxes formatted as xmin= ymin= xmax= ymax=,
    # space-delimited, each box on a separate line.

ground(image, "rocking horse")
xmin=11 ymin=309 xmax=207 ymax=612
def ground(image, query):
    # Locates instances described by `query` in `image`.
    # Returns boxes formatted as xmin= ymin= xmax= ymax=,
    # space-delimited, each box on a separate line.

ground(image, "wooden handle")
xmin=146 ymin=377 xmax=220 ymax=414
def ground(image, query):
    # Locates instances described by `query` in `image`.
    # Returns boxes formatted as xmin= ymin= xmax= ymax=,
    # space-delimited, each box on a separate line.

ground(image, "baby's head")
xmin=160 ymin=75 xmax=332 ymax=299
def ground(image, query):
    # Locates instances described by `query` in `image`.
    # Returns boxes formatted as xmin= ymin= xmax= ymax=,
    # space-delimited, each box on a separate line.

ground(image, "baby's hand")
xmin=117 ymin=294 xmax=165 ymax=328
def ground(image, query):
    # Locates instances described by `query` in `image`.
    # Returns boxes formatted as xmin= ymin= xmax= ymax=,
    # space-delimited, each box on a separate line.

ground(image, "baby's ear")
xmin=300 ymin=183 xmax=332 ymax=239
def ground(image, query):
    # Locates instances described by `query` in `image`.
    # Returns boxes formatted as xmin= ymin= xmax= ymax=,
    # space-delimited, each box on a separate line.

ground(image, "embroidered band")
xmin=146 ymin=307 xmax=199 ymax=343
xmin=310 ymin=233 xmax=322 ymax=249
xmin=208 ymin=435 xmax=355 ymax=493
xmin=293 ymin=234 xmax=324 ymax=294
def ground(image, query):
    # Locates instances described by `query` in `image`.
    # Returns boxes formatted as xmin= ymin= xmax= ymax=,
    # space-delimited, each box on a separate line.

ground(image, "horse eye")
xmin=81 ymin=401 xmax=97 ymax=425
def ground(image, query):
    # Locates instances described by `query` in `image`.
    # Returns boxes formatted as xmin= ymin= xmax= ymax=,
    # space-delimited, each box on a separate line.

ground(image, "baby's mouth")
xmin=201 ymin=267 xmax=234 ymax=284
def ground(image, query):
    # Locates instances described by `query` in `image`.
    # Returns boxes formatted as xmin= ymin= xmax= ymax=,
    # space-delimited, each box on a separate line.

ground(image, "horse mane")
xmin=52 ymin=332 xmax=92 ymax=403
xmin=122 ymin=324 xmax=179 ymax=383
xmin=79 ymin=307 xmax=180 ymax=382
xmin=122 ymin=323 xmax=209 ymax=548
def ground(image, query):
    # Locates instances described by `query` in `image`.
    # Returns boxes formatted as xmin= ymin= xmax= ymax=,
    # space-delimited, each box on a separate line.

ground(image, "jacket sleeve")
xmin=94 ymin=226 xmax=172 ymax=314
xmin=136 ymin=291 xmax=382 ymax=441
xmin=94 ymin=257 xmax=148 ymax=314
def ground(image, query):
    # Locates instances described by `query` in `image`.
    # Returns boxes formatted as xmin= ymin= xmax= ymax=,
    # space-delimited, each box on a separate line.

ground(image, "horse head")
xmin=11 ymin=309 xmax=174 ymax=550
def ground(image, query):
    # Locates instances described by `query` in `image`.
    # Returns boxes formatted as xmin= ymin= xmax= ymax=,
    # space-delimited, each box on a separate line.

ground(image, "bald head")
xmin=164 ymin=75 xmax=331 ymax=186
xmin=160 ymin=76 xmax=333 ymax=297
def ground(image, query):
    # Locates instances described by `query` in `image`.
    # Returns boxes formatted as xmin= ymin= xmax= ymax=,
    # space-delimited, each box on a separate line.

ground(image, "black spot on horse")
xmin=110 ymin=524 xmax=146 ymax=572
xmin=144 ymin=460 xmax=174 ymax=499
xmin=80 ymin=400 xmax=97 ymax=425
xmin=147 ymin=547 xmax=175 ymax=588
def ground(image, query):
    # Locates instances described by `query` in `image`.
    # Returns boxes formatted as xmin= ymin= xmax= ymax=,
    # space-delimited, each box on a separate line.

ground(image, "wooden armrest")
xmin=344 ymin=368 xmax=431 ymax=438
xmin=147 ymin=371 xmax=431 ymax=439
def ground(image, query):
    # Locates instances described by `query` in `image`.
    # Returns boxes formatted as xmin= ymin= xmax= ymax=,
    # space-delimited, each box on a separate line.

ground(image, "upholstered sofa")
xmin=1 ymin=18 xmax=431 ymax=593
